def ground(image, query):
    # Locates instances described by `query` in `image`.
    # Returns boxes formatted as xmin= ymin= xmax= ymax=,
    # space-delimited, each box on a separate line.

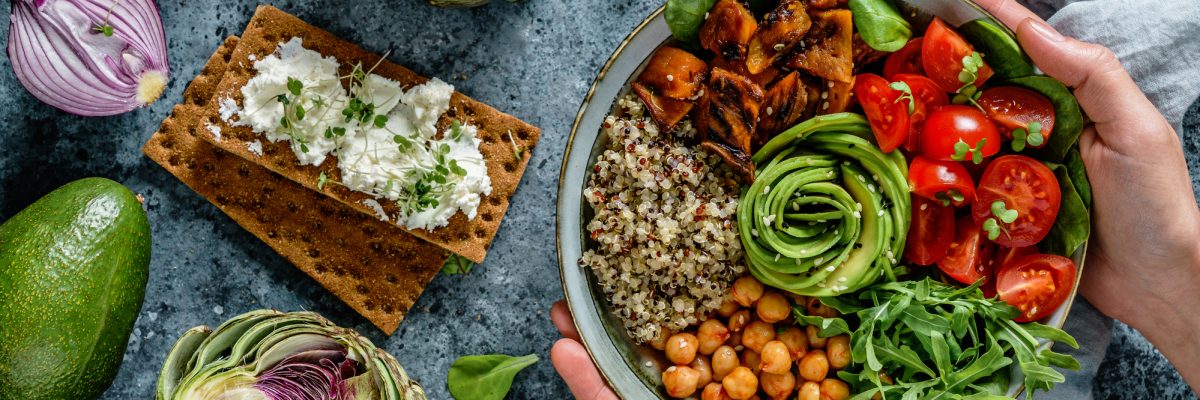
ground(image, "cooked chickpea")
xmin=662 ymin=365 xmax=700 ymax=398
xmin=698 ymin=319 xmax=731 ymax=355
xmin=805 ymin=296 xmax=839 ymax=318
xmin=759 ymin=340 xmax=791 ymax=374
xmin=807 ymin=324 xmax=828 ymax=349
xmin=742 ymin=320 xmax=776 ymax=353
xmin=665 ymin=332 xmax=700 ymax=365
xmin=649 ymin=325 xmax=673 ymax=351
xmin=721 ymin=366 xmax=759 ymax=400
xmin=826 ymin=335 xmax=851 ymax=370
xmin=799 ymin=349 xmax=829 ymax=382
xmin=691 ymin=355 xmax=714 ymax=387
xmin=776 ymin=326 xmax=808 ymax=358
xmin=717 ymin=298 xmax=741 ymax=318
xmin=711 ymin=345 xmax=740 ymax=380
xmin=731 ymin=276 xmax=764 ymax=307
xmin=742 ymin=349 xmax=762 ymax=374
xmin=798 ymin=381 xmax=821 ymax=400
xmin=726 ymin=331 xmax=743 ymax=349
xmin=760 ymin=370 xmax=796 ymax=399
xmin=756 ymin=291 xmax=791 ymax=323
xmin=728 ymin=310 xmax=751 ymax=332
xmin=819 ymin=378 xmax=850 ymax=400
xmin=702 ymin=382 xmax=732 ymax=400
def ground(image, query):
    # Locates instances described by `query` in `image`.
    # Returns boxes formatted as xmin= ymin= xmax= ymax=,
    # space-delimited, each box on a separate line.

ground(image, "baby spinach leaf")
xmin=1002 ymin=76 xmax=1085 ymax=162
xmin=447 ymin=353 xmax=539 ymax=400
xmin=848 ymin=0 xmax=913 ymax=52
xmin=1066 ymin=148 xmax=1093 ymax=209
xmin=958 ymin=19 xmax=1035 ymax=80
xmin=665 ymin=0 xmax=717 ymax=46
xmin=1040 ymin=160 xmax=1091 ymax=257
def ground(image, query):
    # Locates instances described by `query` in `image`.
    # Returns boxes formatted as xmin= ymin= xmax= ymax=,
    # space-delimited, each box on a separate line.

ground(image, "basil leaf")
xmin=848 ymin=0 xmax=913 ymax=52
xmin=447 ymin=354 xmax=539 ymax=400
xmin=1040 ymin=160 xmax=1091 ymax=257
xmin=665 ymin=0 xmax=717 ymax=46
xmin=1002 ymin=76 xmax=1085 ymax=162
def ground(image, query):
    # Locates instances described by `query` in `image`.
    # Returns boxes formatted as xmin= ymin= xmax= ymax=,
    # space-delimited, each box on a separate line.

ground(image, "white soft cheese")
xmin=237 ymin=39 xmax=491 ymax=231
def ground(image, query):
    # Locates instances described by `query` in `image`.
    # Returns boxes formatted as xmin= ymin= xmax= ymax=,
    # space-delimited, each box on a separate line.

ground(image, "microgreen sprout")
xmin=952 ymin=52 xmax=986 ymax=109
xmin=93 ymin=0 xmax=121 ymax=37
xmin=507 ymin=130 xmax=524 ymax=161
xmin=951 ymin=138 xmax=988 ymax=164
xmin=935 ymin=189 xmax=966 ymax=207
xmin=983 ymin=200 xmax=1019 ymax=240
xmin=275 ymin=76 xmax=311 ymax=153
xmin=1010 ymin=121 xmax=1045 ymax=152
xmin=889 ymin=81 xmax=915 ymax=115
xmin=317 ymin=171 xmax=328 ymax=190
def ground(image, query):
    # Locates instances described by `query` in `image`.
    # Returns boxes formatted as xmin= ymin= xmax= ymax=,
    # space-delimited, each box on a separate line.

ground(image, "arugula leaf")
xmin=793 ymin=307 xmax=853 ymax=337
xmin=441 ymin=254 xmax=476 ymax=275
xmin=848 ymin=0 xmax=913 ymax=52
xmin=447 ymin=354 xmax=539 ymax=400
xmin=664 ymin=0 xmax=717 ymax=46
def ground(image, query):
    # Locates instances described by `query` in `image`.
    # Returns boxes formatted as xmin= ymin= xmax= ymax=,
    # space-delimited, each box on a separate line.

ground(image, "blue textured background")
xmin=0 ymin=0 xmax=1194 ymax=399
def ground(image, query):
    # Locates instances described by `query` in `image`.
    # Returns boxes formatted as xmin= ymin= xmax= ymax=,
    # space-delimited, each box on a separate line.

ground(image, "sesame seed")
xmin=853 ymin=211 xmax=862 ymax=218
xmin=838 ymin=277 xmax=848 ymax=282
xmin=821 ymin=101 xmax=830 ymax=110
xmin=774 ymin=43 xmax=786 ymax=51
xmin=666 ymin=74 xmax=674 ymax=82
xmin=766 ymin=106 xmax=774 ymax=116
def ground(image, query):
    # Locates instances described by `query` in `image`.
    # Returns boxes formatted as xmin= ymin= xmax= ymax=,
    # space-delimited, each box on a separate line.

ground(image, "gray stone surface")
xmin=0 ymin=0 xmax=1194 ymax=399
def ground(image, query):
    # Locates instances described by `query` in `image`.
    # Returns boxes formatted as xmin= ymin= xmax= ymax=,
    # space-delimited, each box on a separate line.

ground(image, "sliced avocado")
xmin=959 ymin=19 xmax=1036 ymax=80
xmin=797 ymin=164 xmax=886 ymax=297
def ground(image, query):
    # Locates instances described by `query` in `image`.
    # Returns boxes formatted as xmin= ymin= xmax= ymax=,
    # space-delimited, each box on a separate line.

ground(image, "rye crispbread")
xmin=143 ymin=36 xmax=450 ymax=334
xmin=196 ymin=5 xmax=540 ymax=263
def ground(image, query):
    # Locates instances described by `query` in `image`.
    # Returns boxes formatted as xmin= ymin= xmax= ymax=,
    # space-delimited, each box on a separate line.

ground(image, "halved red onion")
xmin=8 ymin=0 xmax=169 ymax=116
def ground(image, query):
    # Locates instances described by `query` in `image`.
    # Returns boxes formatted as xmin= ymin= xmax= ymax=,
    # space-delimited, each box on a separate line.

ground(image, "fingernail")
xmin=1024 ymin=18 xmax=1065 ymax=42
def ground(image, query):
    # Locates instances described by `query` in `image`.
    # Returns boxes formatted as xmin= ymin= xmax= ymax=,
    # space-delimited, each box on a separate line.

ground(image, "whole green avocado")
xmin=0 ymin=178 xmax=151 ymax=400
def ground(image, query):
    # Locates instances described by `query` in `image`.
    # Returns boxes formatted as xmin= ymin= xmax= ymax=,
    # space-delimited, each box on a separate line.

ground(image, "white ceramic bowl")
xmin=557 ymin=2 xmax=1086 ymax=397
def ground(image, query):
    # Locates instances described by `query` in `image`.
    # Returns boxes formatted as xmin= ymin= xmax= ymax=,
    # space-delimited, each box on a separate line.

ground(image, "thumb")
xmin=1013 ymin=18 xmax=1169 ymax=148
xmin=550 ymin=339 xmax=619 ymax=400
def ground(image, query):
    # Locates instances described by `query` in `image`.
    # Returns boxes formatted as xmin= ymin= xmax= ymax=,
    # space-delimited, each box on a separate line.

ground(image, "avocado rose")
xmin=156 ymin=310 xmax=425 ymax=400
xmin=738 ymin=113 xmax=910 ymax=296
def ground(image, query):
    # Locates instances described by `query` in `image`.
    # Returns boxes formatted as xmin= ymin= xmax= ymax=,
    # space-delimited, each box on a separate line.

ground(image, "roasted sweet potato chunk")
xmin=637 ymin=46 xmax=708 ymax=100
xmin=710 ymin=57 xmax=782 ymax=89
xmin=695 ymin=67 xmax=764 ymax=181
xmin=807 ymin=0 xmax=848 ymax=9
xmin=700 ymin=0 xmax=758 ymax=61
xmin=746 ymin=0 xmax=812 ymax=74
xmin=853 ymin=32 xmax=889 ymax=73
xmin=632 ymin=82 xmax=695 ymax=131
xmin=786 ymin=9 xmax=854 ymax=83
xmin=756 ymin=72 xmax=809 ymax=145
xmin=816 ymin=77 xmax=855 ymax=115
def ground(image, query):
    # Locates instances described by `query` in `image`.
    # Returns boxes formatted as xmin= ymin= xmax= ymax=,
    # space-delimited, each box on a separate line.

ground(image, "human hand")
xmin=550 ymin=300 xmax=619 ymax=400
xmin=975 ymin=0 xmax=1200 ymax=390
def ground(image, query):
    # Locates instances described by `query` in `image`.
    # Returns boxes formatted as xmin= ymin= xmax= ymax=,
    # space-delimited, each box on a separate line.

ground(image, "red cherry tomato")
xmin=972 ymin=155 xmax=1062 ymax=247
xmin=854 ymin=73 xmax=910 ymax=152
xmin=938 ymin=214 xmax=996 ymax=285
xmin=980 ymin=246 xmax=1038 ymax=298
xmin=904 ymin=195 xmax=956 ymax=265
xmin=883 ymin=37 xmax=924 ymax=79
xmin=978 ymin=86 xmax=1056 ymax=147
xmin=893 ymin=73 xmax=950 ymax=153
xmin=996 ymin=254 xmax=1077 ymax=322
xmin=922 ymin=18 xmax=994 ymax=93
xmin=908 ymin=156 xmax=975 ymax=207
xmin=920 ymin=105 xmax=1001 ymax=162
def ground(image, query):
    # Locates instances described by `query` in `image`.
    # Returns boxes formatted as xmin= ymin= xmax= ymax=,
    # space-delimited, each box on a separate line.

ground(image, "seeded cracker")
xmin=198 ymin=5 xmax=540 ymax=263
xmin=143 ymin=36 xmax=449 ymax=335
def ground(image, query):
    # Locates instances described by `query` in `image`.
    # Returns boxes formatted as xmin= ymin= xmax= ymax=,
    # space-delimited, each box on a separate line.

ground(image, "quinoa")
xmin=579 ymin=96 xmax=746 ymax=343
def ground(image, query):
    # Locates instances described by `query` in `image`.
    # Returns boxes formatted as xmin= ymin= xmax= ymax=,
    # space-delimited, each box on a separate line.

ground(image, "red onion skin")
xmin=7 ymin=0 xmax=169 ymax=116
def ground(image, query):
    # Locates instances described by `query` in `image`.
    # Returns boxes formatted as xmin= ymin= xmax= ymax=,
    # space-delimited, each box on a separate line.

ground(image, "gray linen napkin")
xmin=1008 ymin=0 xmax=1200 ymax=398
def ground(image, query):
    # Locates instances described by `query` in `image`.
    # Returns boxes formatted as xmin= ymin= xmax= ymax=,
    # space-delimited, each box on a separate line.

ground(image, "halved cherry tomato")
xmin=892 ymin=74 xmax=949 ymax=152
xmin=904 ymin=195 xmax=956 ymax=265
xmin=854 ymin=73 xmax=910 ymax=152
xmin=938 ymin=215 xmax=996 ymax=285
xmin=920 ymin=105 xmax=1001 ymax=162
xmin=972 ymin=155 xmax=1062 ymax=247
xmin=997 ymin=254 xmax=1077 ymax=322
xmin=922 ymin=18 xmax=994 ymax=93
xmin=980 ymin=246 xmax=1037 ymax=298
xmin=883 ymin=37 xmax=924 ymax=79
xmin=908 ymin=156 xmax=975 ymax=207
xmin=978 ymin=86 xmax=1056 ymax=147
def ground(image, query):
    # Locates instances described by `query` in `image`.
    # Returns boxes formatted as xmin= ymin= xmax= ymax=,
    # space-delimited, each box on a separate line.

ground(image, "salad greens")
xmin=958 ymin=19 xmax=1037 ymax=80
xmin=447 ymin=354 xmax=539 ymax=400
xmin=848 ymin=0 xmax=913 ymax=52
xmin=1041 ymin=154 xmax=1092 ymax=257
xmin=665 ymin=0 xmax=717 ymax=46
xmin=1002 ymin=76 xmax=1085 ymax=162
xmin=442 ymin=254 xmax=477 ymax=275
xmin=796 ymin=278 xmax=1079 ymax=399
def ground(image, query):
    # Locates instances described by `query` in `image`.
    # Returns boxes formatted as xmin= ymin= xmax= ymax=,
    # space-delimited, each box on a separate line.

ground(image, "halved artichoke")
xmin=156 ymin=310 xmax=425 ymax=400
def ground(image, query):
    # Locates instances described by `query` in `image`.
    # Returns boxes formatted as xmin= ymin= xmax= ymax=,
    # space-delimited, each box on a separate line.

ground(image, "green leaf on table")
xmin=447 ymin=353 xmax=539 ymax=400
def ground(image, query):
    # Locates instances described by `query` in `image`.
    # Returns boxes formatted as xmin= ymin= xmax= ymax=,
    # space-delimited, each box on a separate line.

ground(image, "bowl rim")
xmin=556 ymin=3 xmax=1088 ymax=398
